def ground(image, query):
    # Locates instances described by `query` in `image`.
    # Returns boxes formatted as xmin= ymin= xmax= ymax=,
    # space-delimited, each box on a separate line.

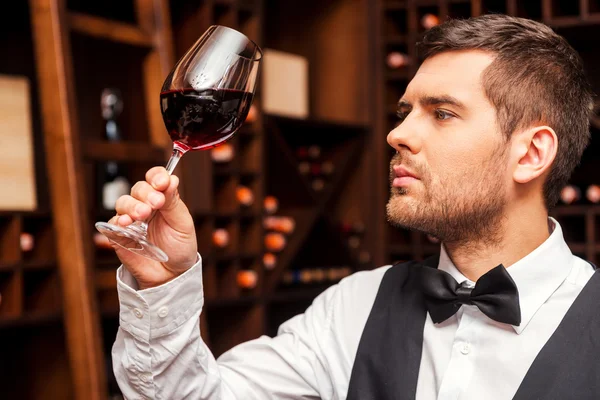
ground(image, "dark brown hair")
xmin=418 ymin=14 xmax=594 ymax=209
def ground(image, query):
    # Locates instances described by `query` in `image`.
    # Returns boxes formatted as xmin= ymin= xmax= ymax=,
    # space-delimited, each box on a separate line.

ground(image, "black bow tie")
xmin=420 ymin=264 xmax=521 ymax=326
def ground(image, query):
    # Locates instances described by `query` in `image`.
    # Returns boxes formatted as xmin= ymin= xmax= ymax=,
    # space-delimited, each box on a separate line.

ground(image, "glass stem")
xmin=128 ymin=147 xmax=186 ymax=236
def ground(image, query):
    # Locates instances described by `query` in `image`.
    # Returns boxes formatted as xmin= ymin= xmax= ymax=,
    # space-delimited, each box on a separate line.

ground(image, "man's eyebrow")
xmin=397 ymin=95 xmax=466 ymax=110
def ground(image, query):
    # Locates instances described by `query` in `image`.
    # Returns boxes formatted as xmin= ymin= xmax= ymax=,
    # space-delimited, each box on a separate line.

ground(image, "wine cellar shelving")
xmin=1 ymin=0 xmax=600 ymax=398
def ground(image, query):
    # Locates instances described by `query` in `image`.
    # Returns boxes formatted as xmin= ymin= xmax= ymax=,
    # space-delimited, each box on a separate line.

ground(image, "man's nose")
xmin=386 ymin=113 xmax=423 ymax=155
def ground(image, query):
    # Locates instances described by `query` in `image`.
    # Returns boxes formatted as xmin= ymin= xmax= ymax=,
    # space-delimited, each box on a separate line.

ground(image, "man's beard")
xmin=386 ymin=151 xmax=507 ymax=246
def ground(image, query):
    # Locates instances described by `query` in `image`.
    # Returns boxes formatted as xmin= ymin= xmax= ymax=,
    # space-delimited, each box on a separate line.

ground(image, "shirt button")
xmin=158 ymin=306 xmax=169 ymax=318
xmin=460 ymin=342 xmax=471 ymax=355
xmin=133 ymin=308 xmax=144 ymax=319
xmin=139 ymin=373 xmax=151 ymax=383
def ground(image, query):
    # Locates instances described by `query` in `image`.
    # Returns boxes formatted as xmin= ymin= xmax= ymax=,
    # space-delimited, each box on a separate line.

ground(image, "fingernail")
xmin=153 ymin=175 xmax=167 ymax=187
xmin=149 ymin=192 xmax=161 ymax=207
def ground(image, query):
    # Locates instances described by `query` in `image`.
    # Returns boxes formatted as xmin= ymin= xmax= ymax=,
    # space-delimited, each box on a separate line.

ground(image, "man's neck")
xmin=442 ymin=206 xmax=551 ymax=282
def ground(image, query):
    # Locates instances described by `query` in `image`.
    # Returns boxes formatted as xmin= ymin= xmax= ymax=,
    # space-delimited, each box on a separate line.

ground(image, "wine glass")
xmin=95 ymin=25 xmax=262 ymax=262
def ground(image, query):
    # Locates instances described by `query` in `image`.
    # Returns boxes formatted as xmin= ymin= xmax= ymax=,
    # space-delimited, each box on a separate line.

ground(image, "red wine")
xmin=160 ymin=88 xmax=253 ymax=151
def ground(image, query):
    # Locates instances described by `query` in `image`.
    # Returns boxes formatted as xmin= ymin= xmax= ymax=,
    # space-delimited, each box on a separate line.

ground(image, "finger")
xmin=130 ymin=181 xmax=165 ymax=209
xmin=115 ymin=195 xmax=152 ymax=221
xmin=146 ymin=167 xmax=170 ymax=191
xmin=162 ymin=175 xmax=181 ymax=211
xmin=117 ymin=214 xmax=133 ymax=226
xmin=108 ymin=215 xmax=119 ymax=225
xmin=157 ymin=175 xmax=191 ymax=228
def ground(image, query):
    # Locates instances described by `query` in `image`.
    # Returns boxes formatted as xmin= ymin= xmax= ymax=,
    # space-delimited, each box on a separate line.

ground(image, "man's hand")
xmin=108 ymin=167 xmax=198 ymax=289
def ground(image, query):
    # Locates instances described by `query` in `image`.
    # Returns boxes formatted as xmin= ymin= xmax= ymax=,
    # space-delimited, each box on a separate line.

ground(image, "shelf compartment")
xmin=71 ymin=32 xmax=153 ymax=144
xmin=0 ymin=270 xmax=22 ymax=319
xmin=0 ymin=216 xmax=21 ymax=264
xmin=215 ymin=260 xmax=240 ymax=299
xmin=66 ymin=0 xmax=137 ymax=25
xmin=554 ymin=214 xmax=587 ymax=243
xmin=83 ymin=140 xmax=166 ymax=163
xmin=384 ymin=6 xmax=408 ymax=36
xmin=23 ymin=269 xmax=61 ymax=315
xmin=548 ymin=0 xmax=581 ymax=18
xmin=21 ymin=215 xmax=55 ymax=264
xmin=238 ymin=134 xmax=262 ymax=173
xmin=448 ymin=1 xmax=473 ymax=19
xmin=68 ymin=12 xmax=153 ymax=48
xmin=205 ymin=302 xmax=263 ymax=358
xmin=239 ymin=218 xmax=262 ymax=254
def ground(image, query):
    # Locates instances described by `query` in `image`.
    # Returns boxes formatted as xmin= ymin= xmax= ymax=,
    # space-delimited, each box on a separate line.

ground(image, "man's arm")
xmin=112 ymin=255 xmax=342 ymax=399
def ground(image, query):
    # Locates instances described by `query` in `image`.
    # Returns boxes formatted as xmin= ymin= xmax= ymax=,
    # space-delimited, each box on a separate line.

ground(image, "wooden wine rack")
xmin=2 ymin=0 xmax=600 ymax=398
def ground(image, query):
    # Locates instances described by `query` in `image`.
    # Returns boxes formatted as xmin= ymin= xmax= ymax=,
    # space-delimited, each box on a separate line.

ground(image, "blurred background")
xmin=0 ymin=0 xmax=599 ymax=398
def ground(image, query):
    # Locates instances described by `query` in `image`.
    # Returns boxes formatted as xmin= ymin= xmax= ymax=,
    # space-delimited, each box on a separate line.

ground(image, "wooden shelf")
xmin=68 ymin=12 xmax=154 ymax=48
xmin=551 ymin=205 xmax=600 ymax=216
xmin=386 ymin=70 xmax=411 ymax=81
xmin=387 ymin=34 xmax=408 ymax=45
xmin=267 ymin=287 xmax=326 ymax=304
xmin=384 ymin=1 xmax=408 ymax=10
xmin=266 ymin=114 xmax=369 ymax=135
xmin=205 ymin=295 xmax=260 ymax=308
xmin=82 ymin=140 xmax=167 ymax=163
xmin=22 ymin=260 xmax=57 ymax=270
xmin=0 ymin=311 xmax=63 ymax=330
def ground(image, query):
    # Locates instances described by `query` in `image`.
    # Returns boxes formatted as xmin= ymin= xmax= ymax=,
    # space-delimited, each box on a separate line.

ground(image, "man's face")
xmin=386 ymin=50 xmax=510 ymax=244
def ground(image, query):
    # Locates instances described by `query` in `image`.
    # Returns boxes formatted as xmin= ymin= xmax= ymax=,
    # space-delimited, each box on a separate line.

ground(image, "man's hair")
xmin=418 ymin=14 xmax=594 ymax=209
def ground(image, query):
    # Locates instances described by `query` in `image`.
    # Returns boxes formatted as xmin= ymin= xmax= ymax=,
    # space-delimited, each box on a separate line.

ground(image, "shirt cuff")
xmin=116 ymin=253 xmax=204 ymax=341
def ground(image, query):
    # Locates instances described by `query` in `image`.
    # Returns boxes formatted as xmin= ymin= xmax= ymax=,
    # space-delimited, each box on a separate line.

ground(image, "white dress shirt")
xmin=113 ymin=217 xmax=595 ymax=399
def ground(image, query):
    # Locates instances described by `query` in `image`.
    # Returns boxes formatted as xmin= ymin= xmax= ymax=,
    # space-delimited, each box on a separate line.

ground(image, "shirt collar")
xmin=437 ymin=217 xmax=574 ymax=334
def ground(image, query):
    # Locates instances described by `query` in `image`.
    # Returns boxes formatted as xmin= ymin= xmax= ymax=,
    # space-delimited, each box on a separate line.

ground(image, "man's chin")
xmin=386 ymin=198 xmax=418 ymax=227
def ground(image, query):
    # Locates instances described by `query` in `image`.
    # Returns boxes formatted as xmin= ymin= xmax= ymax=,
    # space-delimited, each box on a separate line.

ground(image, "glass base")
xmin=95 ymin=222 xmax=169 ymax=262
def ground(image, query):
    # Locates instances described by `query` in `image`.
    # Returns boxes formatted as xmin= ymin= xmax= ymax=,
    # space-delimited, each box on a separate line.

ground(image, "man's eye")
xmin=435 ymin=109 xmax=454 ymax=121
xmin=397 ymin=110 xmax=409 ymax=122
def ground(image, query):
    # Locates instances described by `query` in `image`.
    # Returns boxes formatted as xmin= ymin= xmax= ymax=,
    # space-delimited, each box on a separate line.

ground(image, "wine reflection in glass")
xmin=95 ymin=25 xmax=262 ymax=262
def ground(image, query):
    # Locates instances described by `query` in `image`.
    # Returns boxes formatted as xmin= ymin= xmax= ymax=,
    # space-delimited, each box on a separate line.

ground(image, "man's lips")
xmin=392 ymin=165 xmax=419 ymax=187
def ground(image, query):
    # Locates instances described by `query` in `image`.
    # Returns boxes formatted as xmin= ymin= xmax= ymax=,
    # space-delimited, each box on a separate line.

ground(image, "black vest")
xmin=346 ymin=255 xmax=600 ymax=400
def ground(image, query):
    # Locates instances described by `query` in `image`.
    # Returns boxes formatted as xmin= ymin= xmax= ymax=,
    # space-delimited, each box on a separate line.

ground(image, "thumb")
xmin=157 ymin=175 xmax=191 ymax=228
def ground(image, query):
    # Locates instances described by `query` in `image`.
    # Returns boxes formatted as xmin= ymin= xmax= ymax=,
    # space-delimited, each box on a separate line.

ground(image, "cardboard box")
xmin=0 ymin=75 xmax=37 ymax=211
xmin=262 ymin=49 xmax=309 ymax=119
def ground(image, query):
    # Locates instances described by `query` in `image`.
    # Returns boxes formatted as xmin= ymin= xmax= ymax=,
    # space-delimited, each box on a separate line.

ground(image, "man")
xmin=111 ymin=14 xmax=597 ymax=399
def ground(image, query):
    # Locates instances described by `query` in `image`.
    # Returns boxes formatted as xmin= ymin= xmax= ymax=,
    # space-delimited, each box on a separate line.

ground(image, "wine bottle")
xmin=560 ymin=185 xmax=581 ymax=205
xmin=321 ymin=161 xmax=335 ymax=176
xmin=421 ymin=13 xmax=440 ymax=30
xmin=236 ymin=185 xmax=254 ymax=207
xmin=386 ymin=52 xmax=410 ymax=69
xmin=100 ymin=88 xmax=131 ymax=210
xmin=340 ymin=222 xmax=366 ymax=236
xmin=298 ymin=161 xmax=310 ymax=175
xmin=263 ymin=253 xmax=277 ymax=270
xmin=212 ymin=228 xmax=229 ymax=248
xmin=296 ymin=145 xmax=321 ymax=160
xmin=358 ymin=250 xmax=371 ymax=264
xmin=265 ymin=232 xmax=286 ymax=252
xmin=263 ymin=216 xmax=295 ymax=234
xmin=586 ymin=184 xmax=600 ymax=204
xmin=210 ymin=142 xmax=234 ymax=163
xmin=20 ymin=232 xmax=34 ymax=252
xmin=312 ymin=179 xmax=325 ymax=192
xmin=237 ymin=270 xmax=257 ymax=290
xmin=264 ymin=196 xmax=279 ymax=215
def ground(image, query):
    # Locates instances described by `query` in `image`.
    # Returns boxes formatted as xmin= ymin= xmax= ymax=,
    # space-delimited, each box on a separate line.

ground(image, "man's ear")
xmin=512 ymin=126 xmax=557 ymax=184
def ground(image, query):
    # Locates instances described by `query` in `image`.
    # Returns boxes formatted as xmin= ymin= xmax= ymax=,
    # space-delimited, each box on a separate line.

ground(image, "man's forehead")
xmin=403 ymin=50 xmax=495 ymax=104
